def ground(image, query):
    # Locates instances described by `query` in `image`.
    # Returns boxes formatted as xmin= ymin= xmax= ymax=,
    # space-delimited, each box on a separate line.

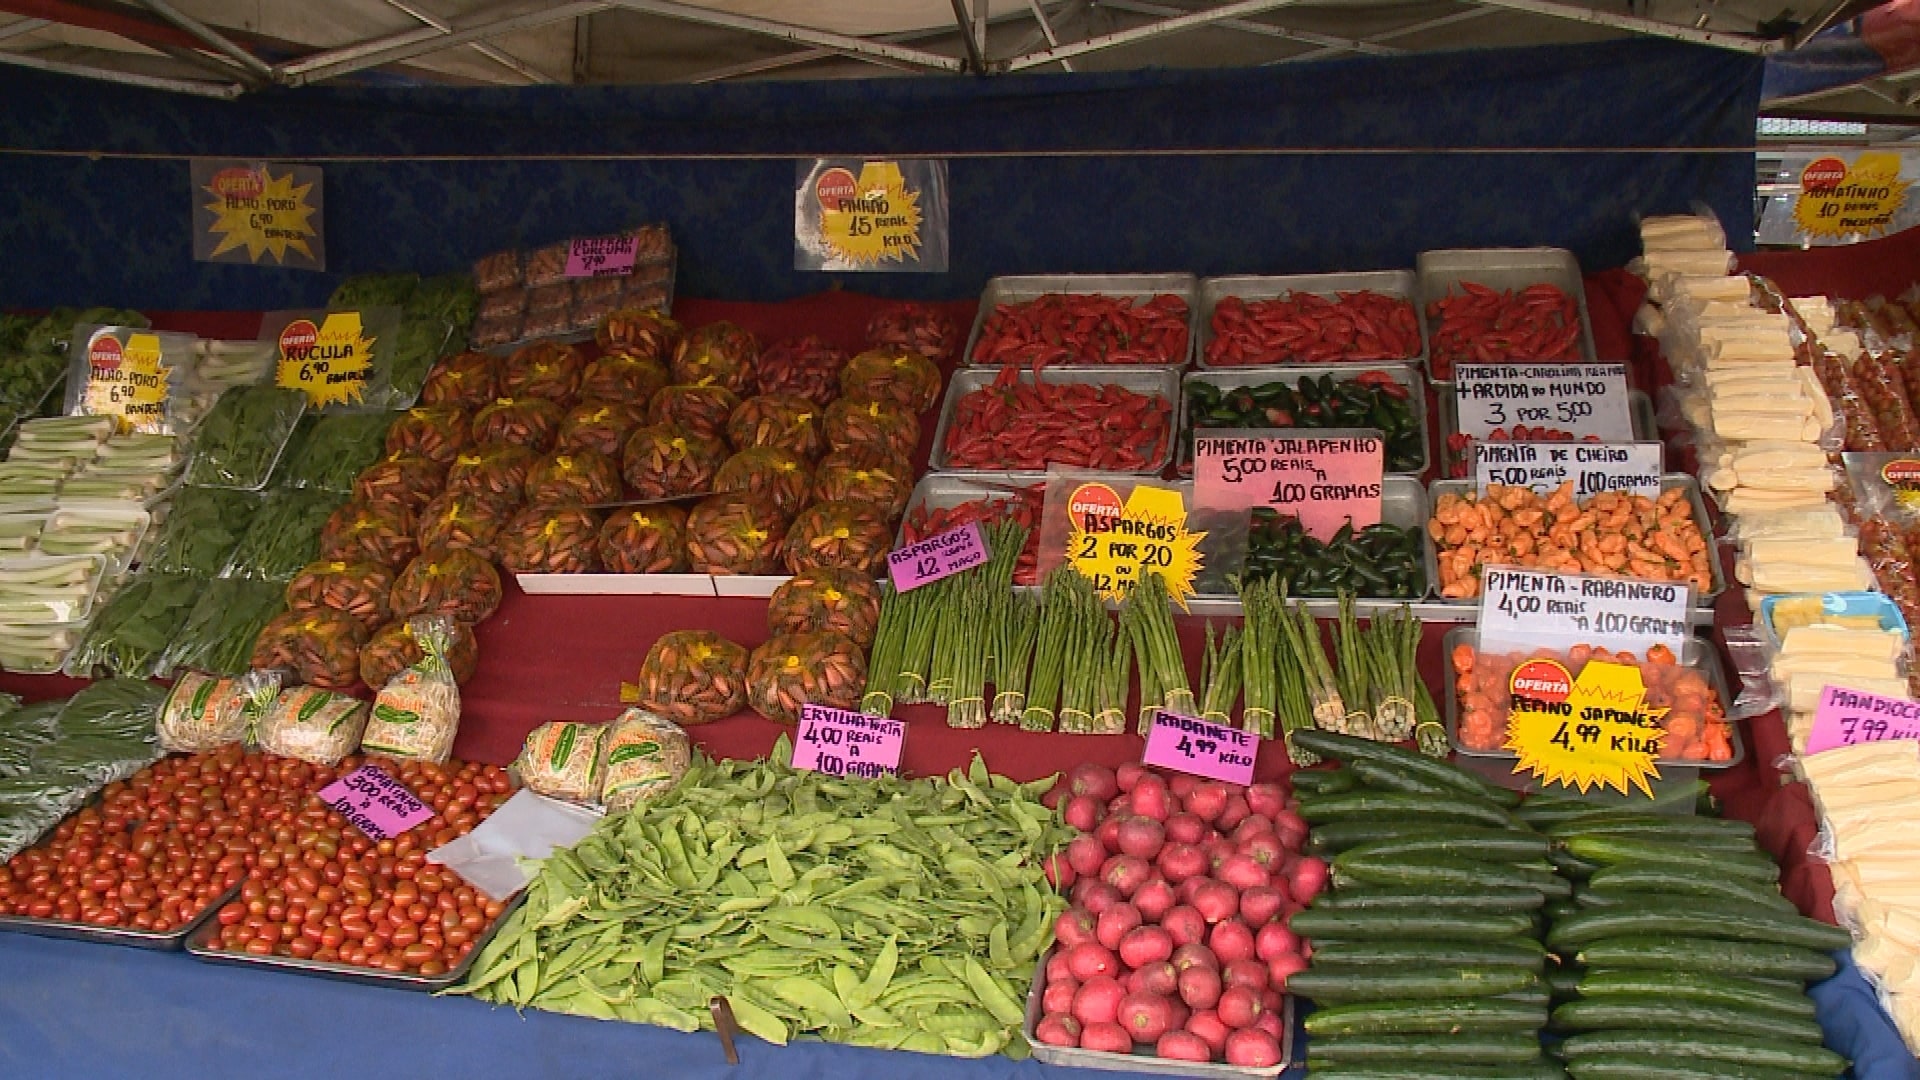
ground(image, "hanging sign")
xmin=1045 ymin=480 xmax=1207 ymax=602
xmin=262 ymin=308 xmax=398 ymax=409
xmin=1454 ymin=364 xmax=1634 ymax=443
xmin=1793 ymin=153 xmax=1910 ymax=240
xmin=1192 ymin=428 xmax=1384 ymax=541
xmin=1478 ymin=567 xmax=1691 ymax=658
xmin=191 ymin=159 xmax=324 ymax=270
xmin=1804 ymin=685 xmax=1920 ymax=756
xmin=1503 ymin=659 xmax=1666 ymax=796
xmin=887 ymin=522 xmax=987 ymax=593
xmin=795 ymin=159 xmax=949 ymax=272
xmin=791 ymin=704 xmax=905 ymax=779
xmin=318 ymin=764 xmax=433 ymax=840
xmin=1474 ymin=442 xmax=1664 ymax=499
xmin=1142 ymin=709 xmax=1257 ymax=785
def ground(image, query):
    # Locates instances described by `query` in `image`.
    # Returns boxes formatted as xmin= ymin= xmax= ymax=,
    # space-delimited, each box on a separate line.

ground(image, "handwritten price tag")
xmin=1455 ymin=364 xmax=1634 ymax=443
xmin=792 ymin=704 xmax=905 ymax=779
xmin=887 ymin=521 xmax=986 ymax=593
xmin=565 ymin=233 xmax=639 ymax=278
xmin=1474 ymin=442 xmax=1663 ymax=499
xmin=1142 ymin=710 xmax=1257 ymax=785
xmin=1193 ymin=427 xmax=1384 ymax=541
xmin=1805 ymin=685 xmax=1920 ymax=756
xmin=1479 ymin=567 xmax=1691 ymax=658
xmin=318 ymin=764 xmax=434 ymax=841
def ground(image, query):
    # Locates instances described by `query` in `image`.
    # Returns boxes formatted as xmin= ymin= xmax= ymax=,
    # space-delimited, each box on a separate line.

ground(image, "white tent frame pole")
xmin=279 ymin=0 xmax=611 ymax=84
xmin=1464 ymin=0 xmax=1782 ymax=53
xmin=376 ymin=0 xmax=553 ymax=83
xmin=0 ymin=17 xmax=49 ymax=43
xmin=135 ymin=0 xmax=274 ymax=80
xmin=1277 ymin=8 xmax=1497 ymax=64
xmin=0 ymin=47 xmax=242 ymax=97
xmin=1001 ymin=0 xmax=1304 ymax=71
xmin=1022 ymin=0 xmax=1074 ymax=70
xmin=1098 ymin=0 xmax=1398 ymax=56
xmin=612 ymin=0 xmax=964 ymax=72
xmin=950 ymin=0 xmax=986 ymax=71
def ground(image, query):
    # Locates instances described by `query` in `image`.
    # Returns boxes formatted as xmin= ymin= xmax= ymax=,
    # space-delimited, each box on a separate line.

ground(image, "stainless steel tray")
xmin=929 ymin=365 xmax=1181 ymax=476
xmin=963 ymin=273 xmax=1199 ymax=369
xmin=1429 ymin=472 xmax=1725 ymax=608
xmin=1196 ymin=270 xmax=1427 ymax=371
xmin=1179 ymin=362 xmax=1430 ymax=476
xmin=1416 ymin=247 xmax=1598 ymax=382
xmin=1227 ymin=475 xmax=1438 ymax=605
xmin=1024 ymin=945 xmax=1294 ymax=1076
xmin=1435 ymin=389 xmax=1658 ymax=480
xmin=0 ymin=880 xmax=240 ymax=951
xmin=1441 ymin=624 xmax=1746 ymax=801
xmin=185 ymin=890 xmax=526 ymax=991
xmin=896 ymin=470 xmax=1047 ymax=565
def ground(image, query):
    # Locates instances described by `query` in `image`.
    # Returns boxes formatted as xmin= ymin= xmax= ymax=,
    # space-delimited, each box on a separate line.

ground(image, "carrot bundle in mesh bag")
xmin=525 ymin=449 xmax=622 ymax=506
xmin=384 ymin=405 xmax=471 ymax=464
xmin=621 ymin=425 xmax=728 ymax=499
xmin=647 ymin=384 xmax=740 ymax=438
xmin=840 ymin=348 xmax=942 ymax=413
xmin=446 ymin=443 xmax=536 ymax=505
xmin=352 ymin=454 xmax=447 ymax=518
xmin=250 ymin=608 xmax=369 ymax=691
xmin=714 ymin=447 xmax=812 ymax=518
xmin=420 ymin=351 xmax=498 ymax=408
xmin=623 ymin=630 xmax=748 ymax=726
xmin=255 ymin=686 xmax=369 ymax=766
xmin=746 ymin=631 xmax=867 ymax=724
xmin=686 ymin=493 xmax=788 ymax=575
xmin=558 ymin=401 xmax=650 ymax=458
xmin=757 ymin=336 xmax=847 ymax=407
xmin=598 ymin=505 xmax=689 ymax=573
xmin=865 ymin=302 xmax=959 ymax=363
xmin=579 ymin=352 xmax=670 ymax=405
xmin=767 ymin=566 xmax=882 ymax=647
xmin=360 ymin=615 xmax=464 ymax=765
xmin=597 ymin=308 xmax=681 ymax=361
xmin=471 ymin=397 xmax=564 ymax=452
xmin=390 ymin=549 xmax=503 ymax=624
xmin=671 ymin=321 xmax=759 ymax=395
xmin=500 ymin=341 xmax=586 ymax=404
xmin=782 ymin=499 xmax=893 ymax=576
xmin=497 ymin=504 xmax=602 ymax=574
xmin=824 ymin=397 xmax=920 ymax=460
xmin=811 ymin=450 xmax=913 ymax=518
xmin=415 ymin=491 xmax=507 ymax=559
xmin=318 ymin=500 xmax=419 ymax=571
xmin=726 ymin=394 xmax=825 ymax=460
xmin=360 ymin=616 xmax=478 ymax=689
xmin=285 ymin=560 xmax=396 ymax=633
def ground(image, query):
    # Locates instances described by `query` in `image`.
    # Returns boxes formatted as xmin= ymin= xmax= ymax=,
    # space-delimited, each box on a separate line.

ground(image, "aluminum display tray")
xmin=1434 ymin=389 xmax=1658 ymax=480
xmin=1416 ymin=247 xmax=1599 ymax=383
xmin=186 ymin=891 xmax=527 ymax=992
xmin=963 ymin=272 xmax=1199 ymax=369
xmin=1441 ymin=624 xmax=1746 ymax=802
xmin=0 ymin=880 xmax=240 ymax=951
xmin=929 ymin=365 xmax=1182 ymax=476
xmin=1024 ymin=946 xmax=1294 ymax=1077
xmin=1179 ymin=362 xmax=1430 ymax=476
xmin=1195 ymin=270 xmax=1428 ymax=371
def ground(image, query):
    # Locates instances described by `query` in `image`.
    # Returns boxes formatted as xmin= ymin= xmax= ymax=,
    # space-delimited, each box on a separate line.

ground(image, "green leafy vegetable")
xmin=226 ymin=487 xmax=347 ymax=580
xmin=68 ymin=572 xmax=205 ymax=677
xmin=185 ymin=384 xmax=307 ymax=490
xmin=160 ymin=576 xmax=287 ymax=676
xmin=145 ymin=486 xmax=261 ymax=576
xmin=329 ymin=272 xmax=419 ymax=311
xmin=278 ymin=411 xmax=397 ymax=492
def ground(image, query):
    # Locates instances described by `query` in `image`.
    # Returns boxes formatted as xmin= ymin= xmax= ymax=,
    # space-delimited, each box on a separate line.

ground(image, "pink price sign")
xmin=886 ymin=521 xmax=987 ymax=593
xmin=792 ymin=705 xmax=905 ymax=779
xmin=1804 ymin=685 xmax=1920 ymax=756
xmin=1192 ymin=428 xmax=1384 ymax=542
xmin=565 ymin=233 xmax=639 ymax=278
xmin=1142 ymin=709 xmax=1257 ymax=786
xmin=317 ymin=764 xmax=434 ymax=841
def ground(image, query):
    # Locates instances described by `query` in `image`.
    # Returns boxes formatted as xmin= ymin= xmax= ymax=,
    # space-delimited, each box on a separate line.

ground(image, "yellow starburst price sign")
xmin=1504 ymin=658 xmax=1666 ymax=797
xmin=275 ymin=313 xmax=376 ymax=408
xmin=1794 ymin=152 xmax=1909 ymax=240
xmin=796 ymin=159 xmax=949 ymax=273
xmin=1064 ymin=483 xmax=1207 ymax=604
xmin=81 ymin=330 xmax=173 ymax=433
xmin=192 ymin=160 xmax=325 ymax=270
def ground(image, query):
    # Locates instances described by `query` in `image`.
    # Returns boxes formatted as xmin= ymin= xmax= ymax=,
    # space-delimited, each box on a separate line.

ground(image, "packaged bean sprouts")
xmin=360 ymin=616 xmax=463 ymax=764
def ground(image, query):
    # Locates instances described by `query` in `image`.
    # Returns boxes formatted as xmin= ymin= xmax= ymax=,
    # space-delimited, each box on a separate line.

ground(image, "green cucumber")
xmin=1547 ymin=904 xmax=1852 ymax=952
xmin=1547 ymin=819 xmax=1756 ymax=850
xmin=1304 ymin=999 xmax=1547 ymax=1036
xmin=1577 ymin=969 xmax=1817 ymax=1018
xmin=1555 ymin=1031 xmax=1845 ymax=1075
xmin=1314 ymin=886 xmax=1546 ymax=915
xmin=1575 ymin=887 xmax=1796 ymax=917
xmin=1582 ymin=864 xmax=1795 ymax=911
xmin=1548 ymin=849 xmax=1600 ymax=879
xmin=1288 ymin=967 xmax=1540 ymax=1004
xmin=1291 ymin=909 xmax=1535 ymax=942
xmin=1518 ymin=781 xmax=1708 ymax=819
xmin=1308 ymin=1067 xmax=1566 ymax=1080
xmin=1310 ymin=938 xmax=1547 ymax=971
xmin=1562 ymin=1052 xmax=1821 ymax=1080
xmin=1572 ymin=936 xmax=1837 ymax=981
xmin=1550 ymin=998 xmax=1825 ymax=1043
xmin=1347 ymin=759 xmax=1480 ymax=799
xmin=1338 ymin=830 xmax=1551 ymax=865
xmin=1308 ymin=1035 xmax=1545 ymax=1066
xmin=1545 ymin=966 xmax=1582 ymax=1001
xmin=1542 ymin=901 xmax=1580 ymax=923
xmin=1309 ymin=817 xmax=1452 ymax=854
xmin=1301 ymin=792 xmax=1519 ymax=829
xmin=1332 ymin=853 xmax=1570 ymax=899
xmin=1493 ymin=986 xmax=1551 ymax=1008
xmin=1294 ymin=767 xmax=1358 ymax=795
xmin=1290 ymin=729 xmax=1524 ymax=806
xmin=1561 ymin=836 xmax=1778 ymax=882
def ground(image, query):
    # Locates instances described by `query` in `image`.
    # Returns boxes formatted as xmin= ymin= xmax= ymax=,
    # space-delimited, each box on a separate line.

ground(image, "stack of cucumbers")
xmin=1285 ymin=730 xmax=1848 ymax=1080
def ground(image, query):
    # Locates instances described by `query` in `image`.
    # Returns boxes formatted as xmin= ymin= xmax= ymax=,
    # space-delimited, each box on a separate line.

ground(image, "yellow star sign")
xmin=1794 ymin=152 xmax=1908 ymax=239
xmin=1504 ymin=659 xmax=1667 ymax=798
xmin=1066 ymin=483 xmax=1207 ymax=605
xmin=203 ymin=166 xmax=320 ymax=264
xmin=819 ymin=161 xmax=925 ymax=266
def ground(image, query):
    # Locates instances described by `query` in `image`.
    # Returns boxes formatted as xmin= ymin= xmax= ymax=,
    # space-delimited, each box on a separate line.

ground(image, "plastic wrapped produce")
xmin=420 ymin=351 xmax=498 ymax=408
xmin=226 ymin=488 xmax=348 ymax=581
xmin=514 ymin=721 xmax=606 ymax=805
xmin=598 ymin=505 xmax=689 ymax=573
xmin=471 ymin=396 xmax=563 ymax=452
xmin=757 ymin=336 xmax=847 ymax=407
xmin=329 ymin=272 xmax=417 ymax=310
xmin=671 ymin=321 xmax=758 ymax=395
xmin=360 ymin=617 xmax=463 ymax=764
xmin=160 ymin=577 xmax=287 ymax=677
xmin=501 ymin=342 xmax=585 ymax=404
xmin=0 ymin=699 xmax=55 ymax=777
xmin=866 ymin=302 xmax=959 ymax=363
xmin=279 ymin=412 xmax=398 ymax=493
xmin=478 ymin=288 xmax=525 ymax=322
xmin=824 ymin=397 xmax=919 ymax=460
xmin=390 ymin=549 xmax=503 ymax=624
xmin=352 ymin=453 xmax=447 ymax=518
xmin=579 ymin=352 xmax=670 ymax=405
xmin=686 ymin=492 xmax=789 ymax=575
xmin=384 ymin=405 xmax=471 ymax=464
xmin=767 ymin=566 xmax=882 ymax=647
xmin=597 ymin=308 xmax=681 ymax=362
xmin=470 ymin=313 xmax=521 ymax=351
xmin=745 ymin=631 xmax=866 ymax=725
xmin=714 ymin=447 xmax=812 ymax=518
xmin=415 ymin=490 xmax=506 ymax=559
xmin=473 ymin=250 xmax=522 ymax=292
xmin=525 ymin=449 xmax=621 ymax=506
xmin=812 ymin=450 xmax=912 ymax=518
xmin=66 ymin=571 xmax=202 ymax=677
xmin=255 ymin=686 xmax=369 ymax=766
xmin=526 ymin=283 xmax=571 ymax=316
xmin=184 ymin=384 xmax=307 ymax=490
xmin=157 ymin=670 xmax=279 ymax=753
xmin=318 ymin=500 xmax=419 ymax=571
xmin=497 ymin=503 xmax=601 ymax=574
xmin=144 ymin=486 xmax=259 ymax=577
xmin=250 ymin=608 xmax=369 ymax=691
xmin=446 ymin=443 xmax=537 ymax=505
xmin=647 ymin=384 xmax=740 ymax=438
xmin=557 ymin=401 xmax=649 ymax=458
xmin=360 ymin=616 xmax=478 ymax=689
xmin=598 ymin=708 xmax=690 ymax=811
xmin=285 ymin=560 xmax=395 ymax=632
xmin=389 ymin=316 xmax=452 ymax=406
xmin=627 ymin=630 xmax=747 ymax=726
xmin=840 ymin=348 xmax=942 ymax=413
xmin=621 ymin=425 xmax=727 ymax=499
xmin=782 ymin=500 xmax=892 ymax=575
xmin=727 ymin=394 xmax=825 ymax=459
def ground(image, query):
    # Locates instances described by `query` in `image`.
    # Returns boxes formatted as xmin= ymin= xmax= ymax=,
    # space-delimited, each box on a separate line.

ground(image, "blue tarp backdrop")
xmin=0 ymin=38 xmax=1760 ymax=311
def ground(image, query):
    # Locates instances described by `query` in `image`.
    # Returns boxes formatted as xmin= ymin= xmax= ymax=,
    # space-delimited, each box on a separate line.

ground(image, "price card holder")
xmin=1192 ymin=427 xmax=1385 ymax=542
xmin=1478 ymin=567 xmax=1691 ymax=658
xmin=1036 ymin=472 xmax=1243 ymax=602
xmin=1142 ymin=710 xmax=1258 ymax=785
xmin=1455 ymin=364 xmax=1634 ymax=443
xmin=1804 ymin=686 xmax=1920 ymax=756
xmin=566 ymin=233 xmax=640 ymax=278
xmin=792 ymin=704 xmax=905 ymax=779
xmin=317 ymin=764 xmax=433 ymax=841
xmin=1474 ymin=442 xmax=1664 ymax=499
xmin=886 ymin=521 xmax=986 ymax=593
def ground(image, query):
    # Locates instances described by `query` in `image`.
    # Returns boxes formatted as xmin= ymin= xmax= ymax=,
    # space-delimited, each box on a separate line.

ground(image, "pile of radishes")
xmin=1035 ymin=762 xmax=1325 ymax=1068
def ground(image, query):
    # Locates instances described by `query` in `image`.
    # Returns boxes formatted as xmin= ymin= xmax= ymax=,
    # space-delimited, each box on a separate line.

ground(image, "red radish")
xmin=1239 ymin=885 xmax=1286 ymax=928
xmin=1192 ymin=880 xmax=1240 ymax=925
xmin=1043 ymin=977 xmax=1080 ymax=1014
xmin=1261 ymin=987 xmax=1283 ymax=1012
xmin=1255 ymin=1009 xmax=1286 ymax=1043
xmin=1096 ymin=815 xmax=1124 ymax=852
xmin=1162 ymin=905 xmax=1207 ymax=947
xmin=1218 ymin=985 xmax=1263 ymax=1029
xmin=1047 ymin=951 xmax=1073 ymax=985
xmin=1287 ymin=855 xmax=1329 ymax=902
xmin=1096 ymin=904 xmax=1143 ymax=951
xmin=1035 ymin=1013 xmax=1081 ymax=1047
xmin=1246 ymin=782 xmax=1287 ymax=820
xmin=1117 ymin=816 xmax=1167 ymax=860
xmin=1223 ymin=958 xmax=1270 ymax=993
xmin=1177 ymin=963 xmax=1223 ymax=1010
xmin=1055 ymin=908 xmax=1098 ymax=948
xmin=1274 ymin=808 xmax=1309 ymax=849
xmin=1164 ymin=812 xmax=1207 ymax=846
xmin=1079 ymin=1022 xmax=1133 ymax=1054
xmin=1063 ymin=795 xmax=1106 ymax=834
xmin=1044 ymin=851 xmax=1076 ymax=890
xmin=1209 ymin=918 xmax=1256 ymax=964
xmin=1157 ymin=1031 xmax=1213 ymax=1062
xmin=1232 ymin=815 xmax=1275 ymax=841
xmin=1132 ymin=960 xmax=1178 ymax=998
xmin=1204 ymin=836 xmax=1236 ymax=871
xmin=1266 ymin=951 xmax=1308 ymax=989
xmin=1157 ymin=843 xmax=1209 ymax=885
xmin=1239 ymin=831 xmax=1287 ymax=870
xmin=1169 ymin=774 xmax=1198 ymax=799
xmin=1255 ymin=921 xmax=1299 ymax=961
xmin=1217 ymin=792 xmax=1252 ymax=831
xmin=1186 ymin=1009 xmax=1230 ymax=1054
xmin=1065 ymin=941 xmax=1119 ymax=981
xmin=1184 ymin=781 xmax=1229 ymax=823
xmin=1116 ymin=762 xmax=1148 ymax=792
xmin=1171 ymin=942 xmax=1218 ymax=972
xmin=1072 ymin=975 xmax=1126 ymax=1026
xmin=1066 ymin=834 xmax=1108 ymax=878
xmin=1225 ymin=1028 xmax=1283 ymax=1067
xmin=1119 ymin=925 xmax=1173 ymax=968
xmin=1041 ymin=784 xmax=1066 ymax=811
xmin=1133 ymin=878 xmax=1177 ymax=922
xmin=1069 ymin=763 xmax=1119 ymax=801
xmin=1119 ymin=992 xmax=1178 ymax=1044
xmin=1130 ymin=777 xmax=1172 ymax=822
xmin=1102 ymin=855 xmax=1152 ymax=897
xmin=1217 ymin=854 xmax=1271 ymax=892
xmin=1080 ymin=882 xmax=1124 ymax=915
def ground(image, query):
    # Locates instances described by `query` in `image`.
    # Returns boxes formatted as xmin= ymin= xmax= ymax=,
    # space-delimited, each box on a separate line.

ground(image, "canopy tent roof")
xmin=0 ymin=0 xmax=1901 ymax=114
